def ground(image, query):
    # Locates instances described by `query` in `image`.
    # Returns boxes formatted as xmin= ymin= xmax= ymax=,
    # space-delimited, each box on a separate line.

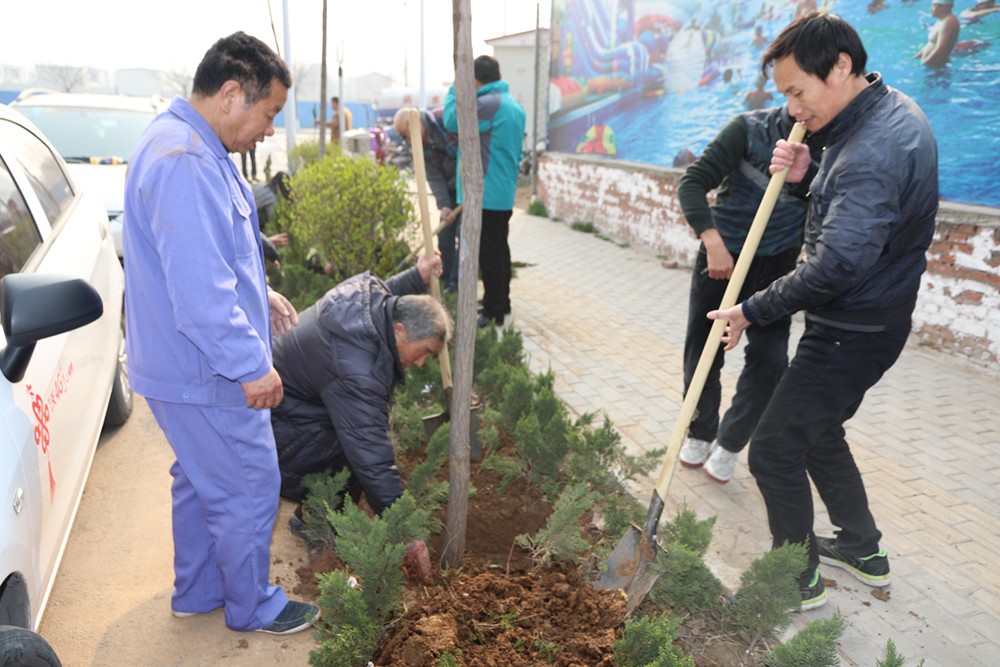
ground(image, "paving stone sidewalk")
xmin=506 ymin=212 xmax=1000 ymax=667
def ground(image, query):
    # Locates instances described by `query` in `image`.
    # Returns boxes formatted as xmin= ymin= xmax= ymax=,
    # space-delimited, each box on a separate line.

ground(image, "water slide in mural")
xmin=547 ymin=0 xmax=1000 ymax=209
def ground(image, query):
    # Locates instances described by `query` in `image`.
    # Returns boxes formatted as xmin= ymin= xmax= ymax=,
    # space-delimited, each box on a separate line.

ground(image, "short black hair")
xmin=474 ymin=55 xmax=501 ymax=84
xmin=331 ymin=96 xmax=339 ymax=104
xmin=761 ymin=13 xmax=867 ymax=80
xmin=193 ymin=32 xmax=291 ymax=105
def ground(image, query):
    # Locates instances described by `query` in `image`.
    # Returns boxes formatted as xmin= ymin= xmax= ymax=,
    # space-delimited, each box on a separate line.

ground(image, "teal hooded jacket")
xmin=443 ymin=79 xmax=526 ymax=211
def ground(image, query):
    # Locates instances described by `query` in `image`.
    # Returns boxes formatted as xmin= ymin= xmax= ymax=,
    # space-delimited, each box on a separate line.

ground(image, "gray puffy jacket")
xmin=271 ymin=267 xmax=426 ymax=514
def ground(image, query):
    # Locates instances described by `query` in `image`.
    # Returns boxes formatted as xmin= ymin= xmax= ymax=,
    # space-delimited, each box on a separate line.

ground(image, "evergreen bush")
xmin=614 ymin=614 xmax=695 ymax=667
xmin=515 ymin=482 xmax=599 ymax=570
xmin=763 ymin=612 xmax=846 ymax=667
xmin=281 ymin=152 xmax=414 ymax=284
xmin=726 ymin=542 xmax=808 ymax=645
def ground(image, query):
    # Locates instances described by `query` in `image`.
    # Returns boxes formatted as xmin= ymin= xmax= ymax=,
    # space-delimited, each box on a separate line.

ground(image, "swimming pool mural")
xmin=547 ymin=0 xmax=1000 ymax=208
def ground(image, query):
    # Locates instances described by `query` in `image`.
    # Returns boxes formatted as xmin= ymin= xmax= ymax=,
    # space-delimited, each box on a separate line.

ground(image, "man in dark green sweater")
xmin=676 ymin=106 xmax=814 ymax=483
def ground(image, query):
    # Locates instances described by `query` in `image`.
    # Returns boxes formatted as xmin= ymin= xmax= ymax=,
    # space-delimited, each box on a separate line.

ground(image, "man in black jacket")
xmin=676 ymin=106 xmax=811 ymax=484
xmin=709 ymin=13 xmax=938 ymax=611
xmin=270 ymin=253 xmax=451 ymax=572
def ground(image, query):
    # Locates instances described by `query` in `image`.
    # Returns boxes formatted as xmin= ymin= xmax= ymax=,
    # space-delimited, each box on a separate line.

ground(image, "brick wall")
xmin=536 ymin=153 xmax=1000 ymax=371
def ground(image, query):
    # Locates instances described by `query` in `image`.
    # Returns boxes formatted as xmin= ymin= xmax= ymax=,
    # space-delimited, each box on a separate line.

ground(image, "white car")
xmin=0 ymin=103 xmax=131 ymax=665
xmin=11 ymin=90 xmax=167 ymax=258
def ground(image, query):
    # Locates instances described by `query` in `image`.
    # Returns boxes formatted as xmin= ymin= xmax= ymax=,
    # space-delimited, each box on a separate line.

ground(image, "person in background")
xmin=240 ymin=146 xmax=257 ymax=181
xmin=394 ymin=106 xmax=460 ymax=293
xmin=270 ymin=253 xmax=449 ymax=581
xmin=443 ymin=55 xmax=526 ymax=328
xmin=123 ymin=32 xmax=319 ymax=635
xmin=745 ymin=75 xmax=774 ymax=110
xmin=677 ymin=104 xmax=813 ymax=484
xmin=913 ymin=0 xmax=960 ymax=68
xmin=709 ymin=12 xmax=938 ymax=611
xmin=324 ymin=96 xmax=353 ymax=144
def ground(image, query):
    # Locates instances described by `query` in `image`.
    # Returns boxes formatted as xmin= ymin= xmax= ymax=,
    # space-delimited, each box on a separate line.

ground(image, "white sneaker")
xmin=679 ymin=437 xmax=713 ymax=468
xmin=704 ymin=446 xmax=738 ymax=483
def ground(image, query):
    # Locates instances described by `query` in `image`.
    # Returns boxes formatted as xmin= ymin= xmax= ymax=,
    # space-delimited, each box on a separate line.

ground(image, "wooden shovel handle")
xmin=653 ymin=121 xmax=808 ymax=500
xmin=407 ymin=108 xmax=453 ymax=391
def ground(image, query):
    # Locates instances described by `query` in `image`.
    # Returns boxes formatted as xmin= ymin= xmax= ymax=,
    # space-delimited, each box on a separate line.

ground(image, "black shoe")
xmin=817 ymin=536 xmax=891 ymax=587
xmin=256 ymin=600 xmax=320 ymax=635
xmin=477 ymin=312 xmax=504 ymax=328
xmin=289 ymin=515 xmax=325 ymax=551
xmin=797 ymin=568 xmax=828 ymax=611
xmin=477 ymin=306 xmax=512 ymax=315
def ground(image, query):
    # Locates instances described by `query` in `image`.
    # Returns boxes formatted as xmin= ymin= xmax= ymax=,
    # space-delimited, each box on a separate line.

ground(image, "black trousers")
xmin=683 ymin=245 xmax=798 ymax=452
xmin=271 ymin=396 xmax=360 ymax=505
xmin=479 ymin=209 xmax=513 ymax=318
xmin=749 ymin=320 xmax=910 ymax=572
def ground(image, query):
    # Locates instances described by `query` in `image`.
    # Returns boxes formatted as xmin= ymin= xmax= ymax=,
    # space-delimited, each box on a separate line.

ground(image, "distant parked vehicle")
xmin=0 ymin=102 xmax=131 ymax=666
xmin=12 ymin=90 xmax=167 ymax=258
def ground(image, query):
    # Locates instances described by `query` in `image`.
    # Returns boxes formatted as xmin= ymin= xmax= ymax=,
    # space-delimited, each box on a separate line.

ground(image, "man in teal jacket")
xmin=444 ymin=55 xmax=526 ymax=327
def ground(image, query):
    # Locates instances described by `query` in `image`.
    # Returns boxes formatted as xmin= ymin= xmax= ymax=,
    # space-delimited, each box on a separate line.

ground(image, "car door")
xmin=0 ymin=114 xmax=120 ymax=626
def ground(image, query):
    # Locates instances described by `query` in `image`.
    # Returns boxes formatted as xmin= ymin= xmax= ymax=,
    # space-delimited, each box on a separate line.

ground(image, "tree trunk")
xmin=441 ymin=0 xmax=484 ymax=570
xmin=318 ymin=0 xmax=328 ymax=158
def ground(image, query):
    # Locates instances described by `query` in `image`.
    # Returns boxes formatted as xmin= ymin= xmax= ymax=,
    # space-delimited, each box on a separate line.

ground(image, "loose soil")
xmin=290 ymin=446 xmax=767 ymax=667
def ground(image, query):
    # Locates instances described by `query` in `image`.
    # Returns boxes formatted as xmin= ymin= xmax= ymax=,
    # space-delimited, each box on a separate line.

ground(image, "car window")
xmin=0 ymin=119 xmax=74 ymax=225
xmin=16 ymin=107 xmax=153 ymax=163
xmin=0 ymin=157 xmax=42 ymax=277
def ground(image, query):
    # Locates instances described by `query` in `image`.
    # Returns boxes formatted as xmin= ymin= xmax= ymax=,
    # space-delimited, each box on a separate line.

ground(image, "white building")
xmin=485 ymin=28 xmax=550 ymax=152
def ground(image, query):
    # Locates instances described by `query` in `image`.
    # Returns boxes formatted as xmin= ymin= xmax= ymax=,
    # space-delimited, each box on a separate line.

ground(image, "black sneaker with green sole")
xmin=817 ymin=535 xmax=891 ymax=587
xmin=798 ymin=568 xmax=828 ymax=611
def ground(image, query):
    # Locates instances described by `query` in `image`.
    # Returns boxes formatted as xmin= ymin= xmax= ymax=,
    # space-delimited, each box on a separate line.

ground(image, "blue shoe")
xmin=256 ymin=600 xmax=321 ymax=635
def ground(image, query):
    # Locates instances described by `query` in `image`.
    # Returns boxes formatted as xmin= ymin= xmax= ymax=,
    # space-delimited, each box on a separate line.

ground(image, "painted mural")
xmin=547 ymin=0 xmax=1000 ymax=208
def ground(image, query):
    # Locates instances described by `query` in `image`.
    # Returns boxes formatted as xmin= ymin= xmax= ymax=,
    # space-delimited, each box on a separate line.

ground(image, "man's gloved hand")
xmin=403 ymin=539 xmax=432 ymax=583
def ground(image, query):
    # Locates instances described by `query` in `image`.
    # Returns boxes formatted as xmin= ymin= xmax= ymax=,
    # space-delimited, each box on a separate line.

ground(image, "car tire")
xmin=104 ymin=317 xmax=132 ymax=428
xmin=0 ymin=625 xmax=62 ymax=667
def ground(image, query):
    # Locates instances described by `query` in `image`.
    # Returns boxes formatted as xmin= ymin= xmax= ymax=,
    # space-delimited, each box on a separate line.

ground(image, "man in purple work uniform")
xmin=123 ymin=32 xmax=318 ymax=635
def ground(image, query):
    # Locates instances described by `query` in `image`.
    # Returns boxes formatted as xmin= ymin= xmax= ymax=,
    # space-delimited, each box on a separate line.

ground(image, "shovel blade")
xmin=596 ymin=525 xmax=662 ymax=616
xmin=422 ymin=410 xmax=449 ymax=439
xmin=422 ymin=401 xmax=483 ymax=462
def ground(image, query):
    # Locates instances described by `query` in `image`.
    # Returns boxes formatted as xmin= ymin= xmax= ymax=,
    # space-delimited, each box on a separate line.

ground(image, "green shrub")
xmin=310 ymin=570 xmax=381 ymax=667
xmin=281 ymin=153 xmax=414 ymax=283
xmin=571 ymin=221 xmax=595 ymax=233
xmin=763 ymin=612 xmax=846 ymax=667
xmin=515 ymin=482 xmax=599 ymax=570
xmin=876 ymin=639 xmax=925 ymax=667
xmin=647 ymin=541 xmax=726 ymax=614
xmin=287 ymin=138 xmax=327 ymax=175
xmin=660 ymin=507 xmax=715 ymax=557
xmin=311 ymin=492 xmax=434 ymax=666
xmin=614 ymin=614 xmax=695 ymax=667
xmin=527 ymin=199 xmax=549 ymax=217
xmin=299 ymin=469 xmax=350 ymax=552
xmin=389 ymin=401 xmax=432 ymax=454
xmin=726 ymin=542 xmax=808 ymax=645
xmin=405 ymin=421 xmax=451 ymax=528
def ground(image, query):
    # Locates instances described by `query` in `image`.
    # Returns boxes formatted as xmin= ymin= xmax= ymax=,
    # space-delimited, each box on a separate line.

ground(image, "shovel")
xmin=596 ymin=122 xmax=807 ymax=615
xmin=406 ymin=109 xmax=482 ymax=458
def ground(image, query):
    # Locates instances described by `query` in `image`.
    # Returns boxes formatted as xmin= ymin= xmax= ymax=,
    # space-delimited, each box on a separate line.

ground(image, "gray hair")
xmin=393 ymin=295 xmax=453 ymax=344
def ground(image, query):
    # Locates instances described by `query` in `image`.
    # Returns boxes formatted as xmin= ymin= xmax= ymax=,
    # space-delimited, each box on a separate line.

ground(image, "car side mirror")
xmin=0 ymin=274 xmax=104 ymax=383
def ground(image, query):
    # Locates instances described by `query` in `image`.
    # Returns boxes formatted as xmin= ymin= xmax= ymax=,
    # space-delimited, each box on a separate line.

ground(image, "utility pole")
xmin=283 ymin=0 xmax=298 ymax=153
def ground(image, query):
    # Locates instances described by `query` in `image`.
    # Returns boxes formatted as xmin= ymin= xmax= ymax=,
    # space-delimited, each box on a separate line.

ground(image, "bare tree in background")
xmin=318 ymin=0 xmax=329 ymax=158
xmin=42 ymin=65 xmax=84 ymax=92
xmin=441 ymin=0 xmax=485 ymax=569
xmin=162 ymin=69 xmax=193 ymax=97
